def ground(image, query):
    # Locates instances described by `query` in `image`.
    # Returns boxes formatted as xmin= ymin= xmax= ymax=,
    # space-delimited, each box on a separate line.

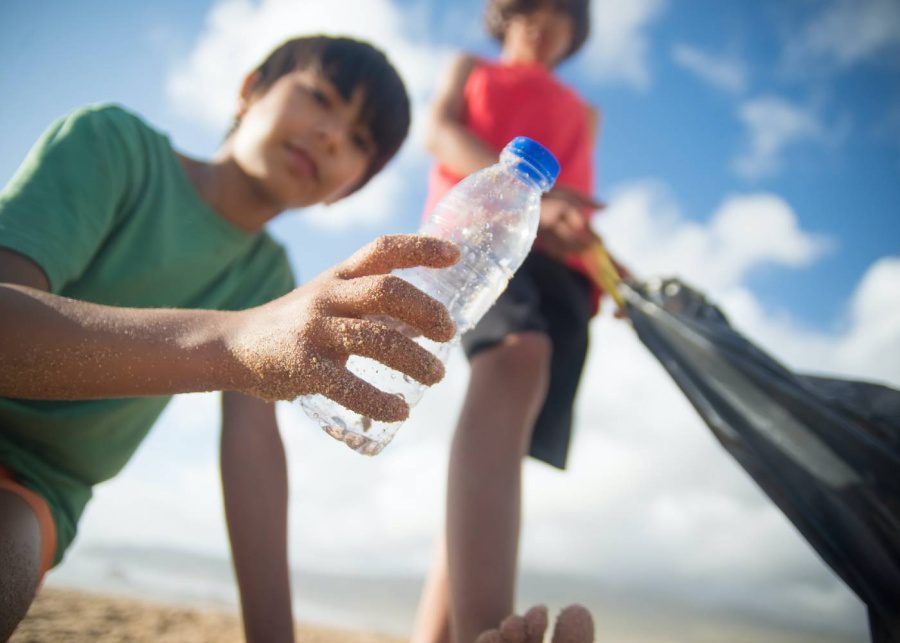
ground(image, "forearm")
xmin=221 ymin=394 xmax=293 ymax=643
xmin=427 ymin=120 xmax=497 ymax=178
xmin=0 ymin=283 xmax=237 ymax=399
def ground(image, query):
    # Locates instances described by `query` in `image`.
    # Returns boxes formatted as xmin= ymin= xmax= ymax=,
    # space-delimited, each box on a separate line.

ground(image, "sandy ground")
xmin=10 ymin=586 xmax=403 ymax=643
xmin=9 ymin=584 xmax=868 ymax=643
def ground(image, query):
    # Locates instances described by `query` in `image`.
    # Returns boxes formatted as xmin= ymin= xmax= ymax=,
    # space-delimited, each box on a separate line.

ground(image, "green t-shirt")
xmin=0 ymin=104 xmax=296 ymax=564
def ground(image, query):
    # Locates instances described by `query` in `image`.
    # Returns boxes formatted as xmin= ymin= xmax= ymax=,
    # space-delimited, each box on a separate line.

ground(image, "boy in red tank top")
xmin=413 ymin=1 xmax=604 ymax=641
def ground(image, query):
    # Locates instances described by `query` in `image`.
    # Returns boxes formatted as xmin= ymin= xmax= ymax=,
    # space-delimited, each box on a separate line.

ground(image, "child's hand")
xmin=537 ymin=196 xmax=594 ymax=261
xmin=224 ymin=235 xmax=460 ymax=421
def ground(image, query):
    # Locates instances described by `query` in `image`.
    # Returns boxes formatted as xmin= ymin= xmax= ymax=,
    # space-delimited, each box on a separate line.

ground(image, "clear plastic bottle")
xmin=299 ymin=137 xmax=560 ymax=454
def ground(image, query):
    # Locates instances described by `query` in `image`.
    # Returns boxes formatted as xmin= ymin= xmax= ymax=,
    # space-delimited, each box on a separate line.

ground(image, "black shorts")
xmin=461 ymin=251 xmax=593 ymax=470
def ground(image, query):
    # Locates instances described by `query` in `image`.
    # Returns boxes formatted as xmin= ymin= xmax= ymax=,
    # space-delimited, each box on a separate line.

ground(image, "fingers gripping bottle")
xmin=300 ymin=137 xmax=560 ymax=455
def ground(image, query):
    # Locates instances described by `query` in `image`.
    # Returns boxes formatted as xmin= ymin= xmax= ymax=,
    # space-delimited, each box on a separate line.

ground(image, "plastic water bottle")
xmin=299 ymin=137 xmax=560 ymax=454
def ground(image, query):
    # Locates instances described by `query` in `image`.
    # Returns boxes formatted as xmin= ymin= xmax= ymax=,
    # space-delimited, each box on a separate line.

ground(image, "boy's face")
xmin=230 ymin=68 xmax=375 ymax=208
xmin=505 ymin=5 xmax=574 ymax=67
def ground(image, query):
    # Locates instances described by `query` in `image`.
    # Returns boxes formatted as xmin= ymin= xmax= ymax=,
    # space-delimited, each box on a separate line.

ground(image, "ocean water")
xmin=46 ymin=545 xmax=868 ymax=642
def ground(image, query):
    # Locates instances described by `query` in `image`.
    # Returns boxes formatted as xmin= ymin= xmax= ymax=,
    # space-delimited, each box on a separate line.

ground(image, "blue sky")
xmin=2 ymin=0 xmax=898 ymax=330
xmin=2 ymin=0 xmax=899 ymax=637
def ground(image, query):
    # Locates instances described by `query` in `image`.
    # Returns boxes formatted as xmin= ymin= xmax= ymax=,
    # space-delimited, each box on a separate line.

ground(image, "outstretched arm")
xmin=426 ymin=54 xmax=497 ymax=176
xmin=221 ymin=391 xmax=292 ymax=643
xmin=0 ymin=235 xmax=459 ymax=420
xmin=0 ymin=247 xmax=228 ymax=399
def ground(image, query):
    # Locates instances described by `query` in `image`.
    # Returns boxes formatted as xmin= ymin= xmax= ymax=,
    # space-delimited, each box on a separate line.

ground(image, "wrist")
xmin=207 ymin=308 xmax=258 ymax=394
xmin=137 ymin=308 xmax=258 ymax=397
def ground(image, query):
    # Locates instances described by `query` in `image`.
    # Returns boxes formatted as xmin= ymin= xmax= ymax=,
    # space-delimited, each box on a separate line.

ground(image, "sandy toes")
xmin=474 ymin=604 xmax=594 ymax=643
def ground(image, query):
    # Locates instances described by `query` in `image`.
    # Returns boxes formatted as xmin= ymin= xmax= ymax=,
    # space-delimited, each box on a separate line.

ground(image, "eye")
xmin=310 ymin=87 xmax=331 ymax=108
xmin=351 ymin=131 xmax=372 ymax=153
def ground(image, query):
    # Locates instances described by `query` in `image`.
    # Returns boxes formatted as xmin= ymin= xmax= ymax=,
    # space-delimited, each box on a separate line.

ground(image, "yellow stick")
xmin=582 ymin=237 xmax=626 ymax=310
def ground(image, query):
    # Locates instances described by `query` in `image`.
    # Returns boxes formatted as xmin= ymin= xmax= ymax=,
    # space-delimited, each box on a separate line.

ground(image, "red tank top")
xmin=423 ymin=59 xmax=602 ymax=311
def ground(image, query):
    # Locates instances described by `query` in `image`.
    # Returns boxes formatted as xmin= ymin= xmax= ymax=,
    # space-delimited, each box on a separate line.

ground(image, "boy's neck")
xmin=178 ymin=153 xmax=282 ymax=233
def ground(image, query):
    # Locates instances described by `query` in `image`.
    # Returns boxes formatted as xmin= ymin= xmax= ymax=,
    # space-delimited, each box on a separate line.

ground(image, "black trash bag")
xmin=624 ymin=278 xmax=900 ymax=641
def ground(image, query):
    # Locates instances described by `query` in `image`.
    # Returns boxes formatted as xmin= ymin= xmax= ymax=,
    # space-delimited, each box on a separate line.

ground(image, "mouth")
xmin=284 ymin=142 xmax=319 ymax=181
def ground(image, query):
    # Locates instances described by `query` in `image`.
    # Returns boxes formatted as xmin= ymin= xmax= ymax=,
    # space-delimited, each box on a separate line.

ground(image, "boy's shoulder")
xmin=45 ymin=104 xmax=178 ymax=175
xmin=66 ymin=103 xmax=147 ymax=125
xmin=57 ymin=103 xmax=162 ymax=146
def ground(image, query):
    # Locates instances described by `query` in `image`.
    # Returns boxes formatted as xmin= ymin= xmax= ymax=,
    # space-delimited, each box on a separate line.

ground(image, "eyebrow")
xmin=314 ymin=77 xmax=376 ymax=152
xmin=305 ymin=66 xmax=387 ymax=163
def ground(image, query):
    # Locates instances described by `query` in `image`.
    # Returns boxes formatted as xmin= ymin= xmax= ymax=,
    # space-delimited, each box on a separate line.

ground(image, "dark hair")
xmin=240 ymin=35 xmax=410 ymax=195
xmin=485 ymin=0 xmax=590 ymax=62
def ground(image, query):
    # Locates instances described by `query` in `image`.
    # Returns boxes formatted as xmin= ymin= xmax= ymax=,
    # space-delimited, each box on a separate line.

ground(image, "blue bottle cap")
xmin=503 ymin=136 xmax=560 ymax=191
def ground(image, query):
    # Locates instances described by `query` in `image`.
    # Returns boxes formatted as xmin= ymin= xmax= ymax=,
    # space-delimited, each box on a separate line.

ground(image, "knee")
xmin=0 ymin=491 xmax=42 ymax=640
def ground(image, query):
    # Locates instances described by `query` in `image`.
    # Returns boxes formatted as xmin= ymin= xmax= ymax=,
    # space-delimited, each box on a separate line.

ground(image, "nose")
xmin=315 ymin=114 xmax=347 ymax=154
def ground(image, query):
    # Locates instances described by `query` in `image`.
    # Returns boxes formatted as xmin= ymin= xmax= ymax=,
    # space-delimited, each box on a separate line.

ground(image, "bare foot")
xmin=552 ymin=605 xmax=594 ymax=643
xmin=474 ymin=604 xmax=593 ymax=643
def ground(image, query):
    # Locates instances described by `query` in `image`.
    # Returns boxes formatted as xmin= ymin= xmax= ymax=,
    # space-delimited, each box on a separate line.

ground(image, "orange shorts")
xmin=0 ymin=465 xmax=57 ymax=578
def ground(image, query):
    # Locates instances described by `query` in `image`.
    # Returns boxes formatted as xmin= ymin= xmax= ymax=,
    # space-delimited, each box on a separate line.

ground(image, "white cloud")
xmin=785 ymin=0 xmax=900 ymax=72
xmin=733 ymin=96 xmax=824 ymax=180
xmin=167 ymin=0 xmax=449 ymax=132
xmin=595 ymin=182 xmax=830 ymax=294
xmin=671 ymin=43 xmax=747 ymax=94
xmin=575 ymin=0 xmax=667 ymax=89
xmin=833 ymin=257 xmax=900 ymax=383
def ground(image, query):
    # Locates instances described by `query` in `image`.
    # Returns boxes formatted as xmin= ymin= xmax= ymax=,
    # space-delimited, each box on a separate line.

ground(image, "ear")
xmin=236 ymin=71 xmax=263 ymax=119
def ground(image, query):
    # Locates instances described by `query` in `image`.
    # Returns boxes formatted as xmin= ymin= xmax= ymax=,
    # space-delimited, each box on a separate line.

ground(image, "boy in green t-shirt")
xmin=0 ymin=36 xmax=460 ymax=641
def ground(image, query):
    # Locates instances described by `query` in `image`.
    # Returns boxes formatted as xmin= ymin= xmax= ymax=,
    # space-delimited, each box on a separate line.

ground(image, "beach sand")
xmin=10 ymin=586 xmax=403 ymax=643
xmin=10 ymin=584 xmax=868 ymax=643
